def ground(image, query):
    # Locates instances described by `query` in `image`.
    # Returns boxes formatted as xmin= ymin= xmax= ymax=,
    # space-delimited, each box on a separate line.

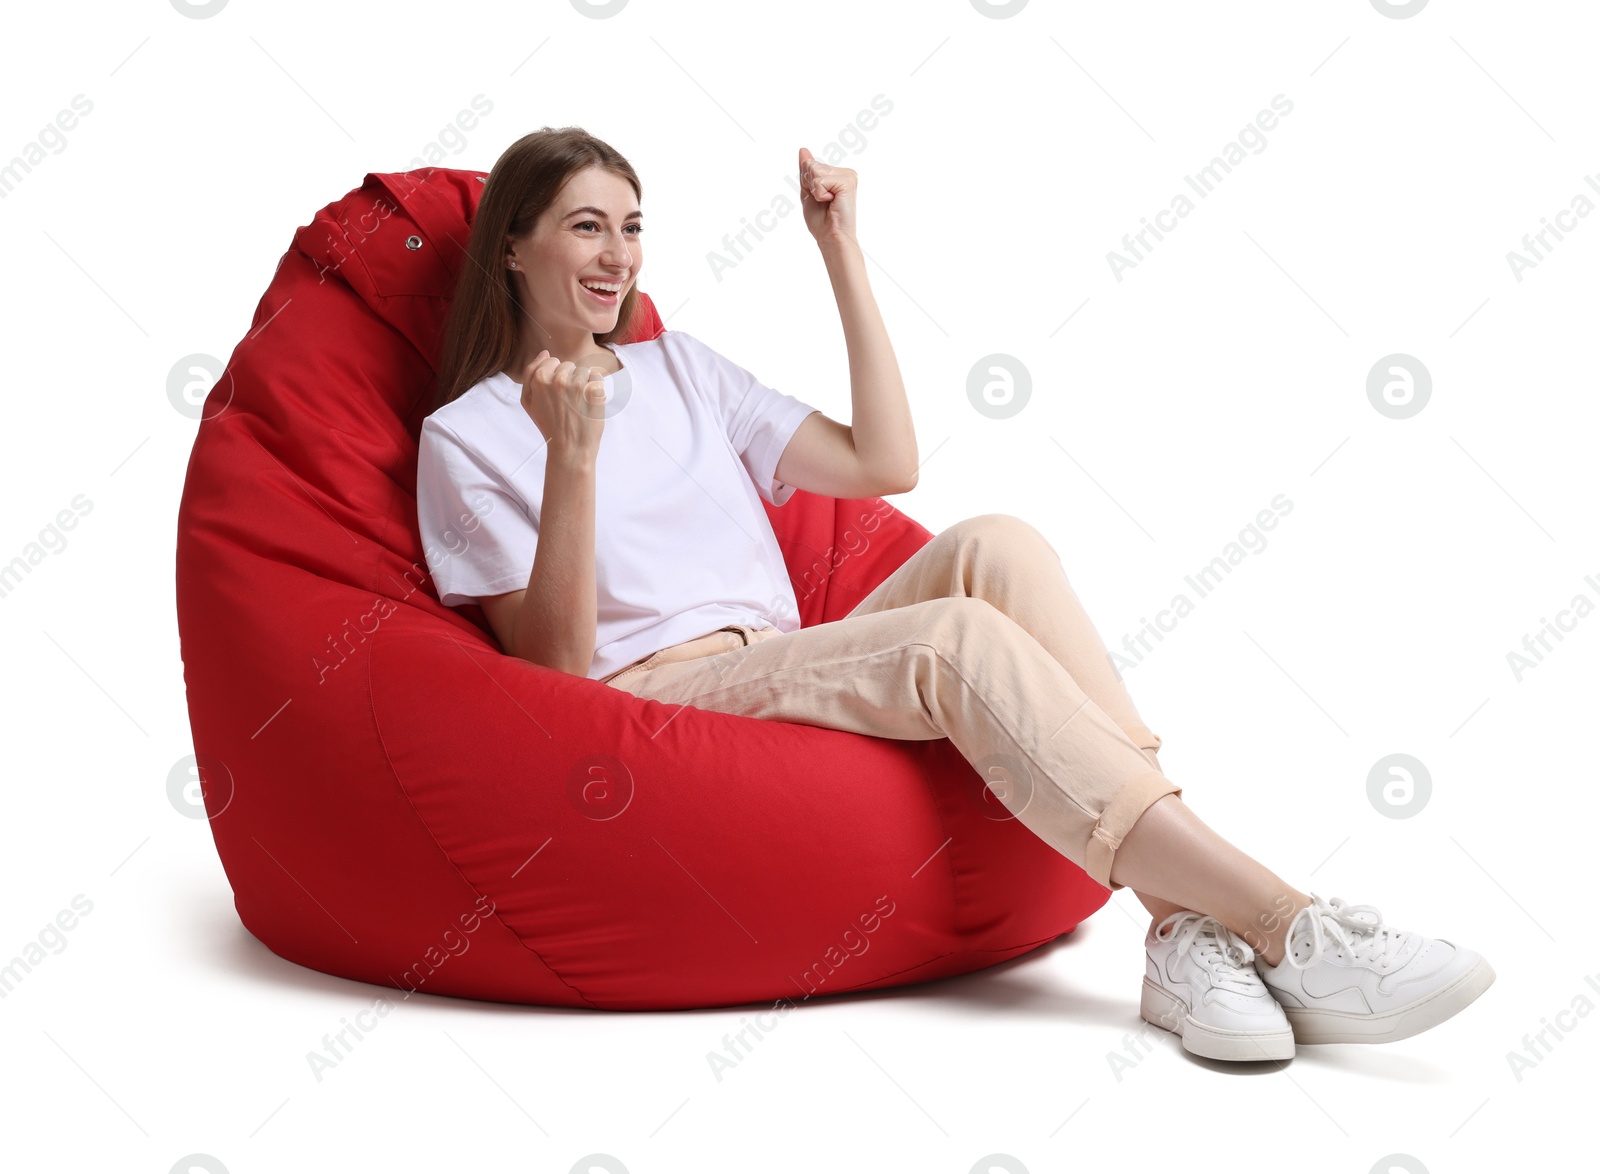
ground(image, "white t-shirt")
xmin=416 ymin=328 xmax=820 ymax=681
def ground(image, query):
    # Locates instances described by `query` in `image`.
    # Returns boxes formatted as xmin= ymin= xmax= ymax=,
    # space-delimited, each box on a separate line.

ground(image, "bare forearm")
xmin=513 ymin=450 xmax=597 ymax=676
xmin=820 ymin=235 xmax=919 ymax=488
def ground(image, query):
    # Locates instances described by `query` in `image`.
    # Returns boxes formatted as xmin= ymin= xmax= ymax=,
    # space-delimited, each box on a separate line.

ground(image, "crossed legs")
xmin=847 ymin=514 xmax=1310 ymax=965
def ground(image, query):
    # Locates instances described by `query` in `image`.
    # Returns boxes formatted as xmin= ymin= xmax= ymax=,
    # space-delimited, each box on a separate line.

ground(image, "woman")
xmin=415 ymin=127 xmax=1494 ymax=1063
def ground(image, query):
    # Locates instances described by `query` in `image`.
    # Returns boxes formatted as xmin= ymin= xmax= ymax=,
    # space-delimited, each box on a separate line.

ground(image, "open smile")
xmin=578 ymin=278 xmax=624 ymax=307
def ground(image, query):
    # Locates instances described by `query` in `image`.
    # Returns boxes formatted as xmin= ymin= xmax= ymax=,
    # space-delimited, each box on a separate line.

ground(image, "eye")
xmin=575 ymin=221 xmax=643 ymax=235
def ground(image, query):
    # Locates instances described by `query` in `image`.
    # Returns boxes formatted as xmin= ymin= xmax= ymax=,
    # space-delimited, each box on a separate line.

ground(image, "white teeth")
xmin=581 ymin=279 xmax=622 ymax=293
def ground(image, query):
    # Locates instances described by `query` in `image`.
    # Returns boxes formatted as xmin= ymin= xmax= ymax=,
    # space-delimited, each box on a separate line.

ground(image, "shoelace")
xmin=1154 ymin=911 xmax=1262 ymax=995
xmin=1281 ymin=892 xmax=1409 ymax=972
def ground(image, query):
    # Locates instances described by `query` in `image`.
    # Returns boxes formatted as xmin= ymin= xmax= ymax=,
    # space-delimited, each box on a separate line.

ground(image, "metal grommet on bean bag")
xmin=175 ymin=166 xmax=1110 ymax=1009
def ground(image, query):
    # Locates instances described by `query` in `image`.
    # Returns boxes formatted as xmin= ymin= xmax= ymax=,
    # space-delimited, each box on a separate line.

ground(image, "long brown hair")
xmin=430 ymin=127 xmax=643 ymax=413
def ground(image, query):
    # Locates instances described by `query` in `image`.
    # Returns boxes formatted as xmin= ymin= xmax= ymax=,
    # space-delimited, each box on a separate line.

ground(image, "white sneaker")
xmin=1141 ymin=910 xmax=1296 ymax=1062
xmin=1254 ymin=892 xmax=1496 ymax=1045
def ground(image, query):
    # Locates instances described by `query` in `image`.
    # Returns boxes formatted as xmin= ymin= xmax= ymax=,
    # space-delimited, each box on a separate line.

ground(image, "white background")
xmin=1 ymin=1 xmax=1594 ymax=1171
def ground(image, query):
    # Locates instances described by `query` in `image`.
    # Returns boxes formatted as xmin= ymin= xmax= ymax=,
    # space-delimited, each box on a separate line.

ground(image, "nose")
xmin=601 ymin=234 xmax=634 ymax=273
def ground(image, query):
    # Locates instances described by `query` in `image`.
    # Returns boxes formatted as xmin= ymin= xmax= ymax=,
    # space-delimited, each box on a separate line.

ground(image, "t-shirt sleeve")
xmin=415 ymin=415 xmax=539 ymax=608
xmin=679 ymin=330 xmax=820 ymax=507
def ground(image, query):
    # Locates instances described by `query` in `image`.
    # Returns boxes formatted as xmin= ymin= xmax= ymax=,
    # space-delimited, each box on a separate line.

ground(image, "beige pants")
xmin=602 ymin=513 xmax=1181 ymax=890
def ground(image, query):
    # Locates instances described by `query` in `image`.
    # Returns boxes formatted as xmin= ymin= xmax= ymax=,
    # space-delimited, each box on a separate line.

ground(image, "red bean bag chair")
xmin=175 ymin=166 xmax=1111 ymax=1010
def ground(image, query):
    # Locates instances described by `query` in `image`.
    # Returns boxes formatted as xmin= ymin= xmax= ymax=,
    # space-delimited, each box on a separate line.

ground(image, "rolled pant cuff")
xmin=1124 ymin=726 xmax=1162 ymax=753
xmin=1083 ymin=768 xmax=1182 ymax=891
xmin=1122 ymin=726 xmax=1162 ymax=772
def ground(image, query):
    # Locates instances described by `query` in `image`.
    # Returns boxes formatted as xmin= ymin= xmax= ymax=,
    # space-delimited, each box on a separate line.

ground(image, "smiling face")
xmin=504 ymin=165 xmax=643 ymax=362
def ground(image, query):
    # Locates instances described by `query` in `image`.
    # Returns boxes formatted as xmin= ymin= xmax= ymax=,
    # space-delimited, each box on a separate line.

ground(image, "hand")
xmin=518 ymin=350 xmax=607 ymax=459
xmin=798 ymin=146 xmax=857 ymax=245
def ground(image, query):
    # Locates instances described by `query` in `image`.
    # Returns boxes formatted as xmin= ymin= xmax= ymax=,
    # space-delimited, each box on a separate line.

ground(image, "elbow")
xmin=887 ymin=466 xmax=918 ymax=495
xmin=862 ymin=458 xmax=917 ymax=497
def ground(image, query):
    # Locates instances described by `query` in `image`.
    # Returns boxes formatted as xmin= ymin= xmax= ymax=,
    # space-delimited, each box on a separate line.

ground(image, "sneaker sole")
xmin=1140 ymin=977 xmax=1296 ymax=1062
xmin=1277 ymin=954 xmax=1497 ymax=1045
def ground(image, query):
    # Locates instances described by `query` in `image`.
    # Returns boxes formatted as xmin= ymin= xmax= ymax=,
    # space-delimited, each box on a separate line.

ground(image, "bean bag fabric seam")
xmin=909 ymin=747 xmax=966 ymax=949
xmin=797 ymin=495 xmax=969 ymax=952
xmin=364 ymin=621 xmax=606 ymax=1009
